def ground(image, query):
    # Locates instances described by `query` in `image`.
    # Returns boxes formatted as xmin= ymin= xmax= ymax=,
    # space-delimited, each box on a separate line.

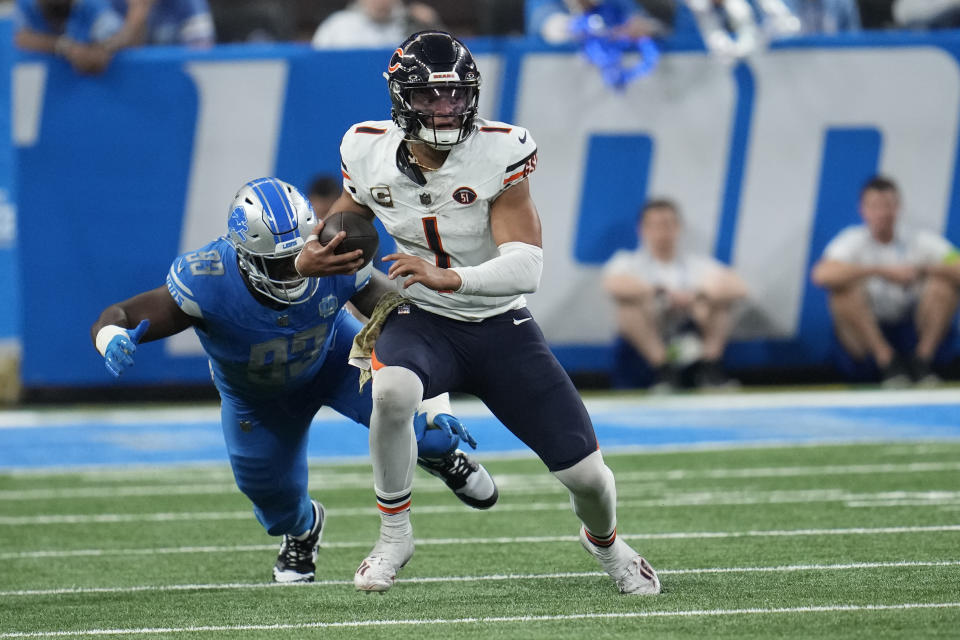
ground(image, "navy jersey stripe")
xmin=505 ymin=148 xmax=538 ymax=173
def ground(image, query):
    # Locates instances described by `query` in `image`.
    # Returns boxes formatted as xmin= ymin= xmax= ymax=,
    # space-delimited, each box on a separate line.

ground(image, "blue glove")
xmin=433 ymin=413 xmax=477 ymax=450
xmin=413 ymin=411 xmax=478 ymax=458
xmin=103 ymin=320 xmax=149 ymax=378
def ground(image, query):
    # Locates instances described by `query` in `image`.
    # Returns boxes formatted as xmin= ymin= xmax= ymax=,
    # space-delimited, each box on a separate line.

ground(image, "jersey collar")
xmin=396 ymin=140 xmax=428 ymax=187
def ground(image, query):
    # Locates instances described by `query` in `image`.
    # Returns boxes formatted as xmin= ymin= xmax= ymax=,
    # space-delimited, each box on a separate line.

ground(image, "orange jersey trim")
xmin=371 ymin=349 xmax=385 ymax=371
xmin=503 ymin=171 xmax=525 ymax=184
xmin=341 ymin=169 xmax=351 ymax=180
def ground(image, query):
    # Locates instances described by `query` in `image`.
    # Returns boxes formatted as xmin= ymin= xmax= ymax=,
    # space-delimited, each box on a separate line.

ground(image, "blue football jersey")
xmin=107 ymin=0 xmax=214 ymax=45
xmin=166 ymin=237 xmax=371 ymax=398
xmin=14 ymin=0 xmax=123 ymax=43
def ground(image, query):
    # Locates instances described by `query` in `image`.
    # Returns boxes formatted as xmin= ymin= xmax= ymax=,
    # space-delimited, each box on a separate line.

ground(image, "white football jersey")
xmin=339 ymin=118 xmax=539 ymax=321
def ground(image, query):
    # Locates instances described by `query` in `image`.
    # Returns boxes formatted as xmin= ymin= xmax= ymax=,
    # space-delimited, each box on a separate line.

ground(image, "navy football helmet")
xmin=227 ymin=177 xmax=318 ymax=305
xmin=385 ymin=31 xmax=481 ymax=149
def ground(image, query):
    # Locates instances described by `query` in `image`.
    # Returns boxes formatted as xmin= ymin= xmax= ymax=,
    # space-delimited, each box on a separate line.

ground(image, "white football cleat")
xmin=579 ymin=526 xmax=661 ymax=595
xmin=354 ymin=534 xmax=415 ymax=593
xmin=417 ymin=450 xmax=499 ymax=509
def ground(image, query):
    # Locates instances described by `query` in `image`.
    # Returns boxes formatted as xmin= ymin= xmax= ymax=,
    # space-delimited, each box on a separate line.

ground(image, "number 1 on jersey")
xmin=422 ymin=217 xmax=451 ymax=268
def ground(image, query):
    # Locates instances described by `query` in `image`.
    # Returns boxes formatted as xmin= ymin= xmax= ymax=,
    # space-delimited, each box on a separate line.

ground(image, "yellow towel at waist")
xmin=348 ymin=291 xmax=406 ymax=391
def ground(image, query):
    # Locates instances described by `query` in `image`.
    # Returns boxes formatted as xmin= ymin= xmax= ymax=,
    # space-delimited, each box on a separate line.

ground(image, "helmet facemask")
xmin=391 ymin=81 xmax=480 ymax=149
xmin=236 ymin=247 xmax=314 ymax=305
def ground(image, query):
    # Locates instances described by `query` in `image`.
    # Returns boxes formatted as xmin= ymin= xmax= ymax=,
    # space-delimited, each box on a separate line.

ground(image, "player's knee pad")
xmin=371 ymin=366 xmax=423 ymax=422
xmin=552 ymin=450 xmax=615 ymax=498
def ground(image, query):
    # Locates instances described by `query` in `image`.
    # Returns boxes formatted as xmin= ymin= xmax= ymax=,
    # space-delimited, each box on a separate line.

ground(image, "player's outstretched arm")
xmin=91 ymin=285 xmax=195 ymax=377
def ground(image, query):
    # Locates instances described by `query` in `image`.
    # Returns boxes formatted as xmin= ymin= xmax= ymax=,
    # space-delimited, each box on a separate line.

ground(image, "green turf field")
xmin=2 ymin=441 xmax=959 ymax=638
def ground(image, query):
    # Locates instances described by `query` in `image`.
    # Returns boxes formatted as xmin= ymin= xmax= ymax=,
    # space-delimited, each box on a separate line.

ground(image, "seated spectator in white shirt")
xmin=811 ymin=175 xmax=960 ymax=386
xmin=603 ymin=198 xmax=749 ymax=391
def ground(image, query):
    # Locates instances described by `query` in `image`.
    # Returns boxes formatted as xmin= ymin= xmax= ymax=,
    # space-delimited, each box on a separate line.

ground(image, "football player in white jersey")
xmin=91 ymin=177 xmax=498 ymax=584
xmin=296 ymin=31 xmax=661 ymax=595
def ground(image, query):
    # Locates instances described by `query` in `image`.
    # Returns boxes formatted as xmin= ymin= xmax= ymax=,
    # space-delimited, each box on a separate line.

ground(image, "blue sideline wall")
xmin=7 ymin=29 xmax=960 ymax=387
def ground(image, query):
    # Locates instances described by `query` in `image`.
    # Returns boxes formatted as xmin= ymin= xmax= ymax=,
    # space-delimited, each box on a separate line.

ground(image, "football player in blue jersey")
xmin=90 ymin=177 xmax=498 ymax=583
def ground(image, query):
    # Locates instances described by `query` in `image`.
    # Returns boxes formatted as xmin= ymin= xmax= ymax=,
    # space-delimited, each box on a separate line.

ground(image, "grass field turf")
xmin=1 ymin=441 xmax=959 ymax=638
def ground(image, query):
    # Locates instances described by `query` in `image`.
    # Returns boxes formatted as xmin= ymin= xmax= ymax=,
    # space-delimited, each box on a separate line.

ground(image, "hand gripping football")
xmin=318 ymin=211 xmax=380 ymax=268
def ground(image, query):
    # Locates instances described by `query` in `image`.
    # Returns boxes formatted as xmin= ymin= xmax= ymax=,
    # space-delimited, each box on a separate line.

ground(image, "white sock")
xmin=376 ymin=501 xmax=413 ymax=541
xmin=369 ymin=366 xmax=422 ymax=494
xmin=552 ymin=450 xmax=618 ymax=545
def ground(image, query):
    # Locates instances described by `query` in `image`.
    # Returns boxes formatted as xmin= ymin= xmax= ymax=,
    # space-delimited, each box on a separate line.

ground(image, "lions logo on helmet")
xmin=228 ymin=206 xmax=249 ymax=242
xmin=227 ymin=178 xmax=319 ymax=305
xmin=385 ymin=31 xmax=481 ymax=149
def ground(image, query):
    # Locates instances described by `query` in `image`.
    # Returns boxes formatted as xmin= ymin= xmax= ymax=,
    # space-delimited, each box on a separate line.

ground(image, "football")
xmin=318 ymin=211 xmax=380 ymax=268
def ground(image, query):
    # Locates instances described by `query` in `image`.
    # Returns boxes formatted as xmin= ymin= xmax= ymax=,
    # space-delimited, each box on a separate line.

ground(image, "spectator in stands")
xmin=893 ymin=0 xmax=960 ymax=30
xmin=781 ymin=0 xmax=861 ymax=33
xmin=602 ymin=198 xmax=749 ymax=391
xmin=107 ymin=0 xmax=215 ymax=47
xmin=811 ymin=175 xmax=960 ymax=387
xmin=306 ymin=173 xmax=340 ymax=218
xmin=13 ymin=0 xmax=124 ymax=74
xmin=526 ymin=0 xmax=667 ymax=43
xmin=672 ymin=1 xmax=799 ymax=59
xmin=857 ymin=0 xmax=895 ymax=29
xmin=311 ymin=0 xmax=442 ymax=49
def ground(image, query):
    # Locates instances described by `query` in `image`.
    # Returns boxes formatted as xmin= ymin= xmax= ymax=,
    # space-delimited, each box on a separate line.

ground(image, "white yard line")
xmin=1 ymin=602 xmax=958 ymax=638
xmin=3 ymin=460 xmax=959 ymax=500
xmin=2 ymin=560 xmax=959 ymax=598
xmin=6 ymin=488 xmax=960 ymax=525
xmin=3 ymin=525 xmax=959 ymax=560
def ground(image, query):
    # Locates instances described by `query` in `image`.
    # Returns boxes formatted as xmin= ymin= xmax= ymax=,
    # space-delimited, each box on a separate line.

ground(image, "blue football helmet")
xmin=226 ymin=177 xmax=318 ymax=305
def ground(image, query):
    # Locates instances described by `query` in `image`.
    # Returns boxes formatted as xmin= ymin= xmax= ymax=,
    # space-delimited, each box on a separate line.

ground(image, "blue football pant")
xmin=219 ymin=311 xmax=371 ymax=536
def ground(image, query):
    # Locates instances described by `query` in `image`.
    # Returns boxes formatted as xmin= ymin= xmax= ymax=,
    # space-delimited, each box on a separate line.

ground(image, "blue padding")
xmin=574 ymin=135 xmax=652 ymax=264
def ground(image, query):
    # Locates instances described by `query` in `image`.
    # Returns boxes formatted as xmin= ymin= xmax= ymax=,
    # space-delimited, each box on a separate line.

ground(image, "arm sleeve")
xmin=451 ymin=241 xmax=543 ymax=296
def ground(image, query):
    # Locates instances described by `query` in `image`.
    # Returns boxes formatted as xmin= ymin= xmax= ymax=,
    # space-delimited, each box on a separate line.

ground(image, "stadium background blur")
xmin=1 ymin=0 xmax=959 ymax=403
